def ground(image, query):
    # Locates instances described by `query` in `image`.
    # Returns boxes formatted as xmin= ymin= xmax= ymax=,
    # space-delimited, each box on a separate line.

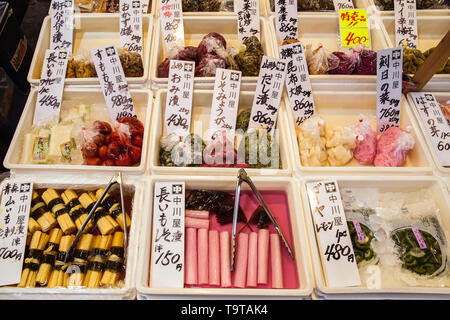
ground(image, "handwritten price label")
xmin=338 ymin=9 xmax=371 ymax=48
xmin=340 ymin=29 xmax=370 ymax=48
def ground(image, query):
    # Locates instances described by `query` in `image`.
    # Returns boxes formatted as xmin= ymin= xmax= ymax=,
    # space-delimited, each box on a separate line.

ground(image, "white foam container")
xmin=300 ymin=175 xmax=450 ymax=299
xmin=367 ymin=0 xmax=450 ymax=16
xmin=0 ymin=174 xmax=145 ymax=300
xmin=27 ymin=14 xmax=153 ymax=87
xmin=150 ymin=16 xmax=274 ymax=89
xmin=406 ymin=92 xmax=450 ymax=176
xmin=268 ymin=14 xmax=389 ymax=83
xmin=285 ymin=90 xmax=434 ymax=176
xmin=149 ymin=89 xmax=293 ymax=176
xmin=136 ymin=175 xmax=314 ymax=299
xmin=265 ymin=0 xmax=372 ymax=16
xmin=3 ymin=87 xmax=152 ymax=175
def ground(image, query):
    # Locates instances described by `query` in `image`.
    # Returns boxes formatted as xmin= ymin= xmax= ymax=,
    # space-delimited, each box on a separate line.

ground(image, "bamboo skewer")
xmin=84 ymin=235 xmax=112 ymax=288
xmin=31 ymin=192 xmax=57 ymax=233
xmin=18 ymin=231 xmax=49 ymax=287
xmin=47 ymin=235 xmax=75 ymax=288
xmin=100 ymin=231 xmax=124 ymax=287
xmin=95 ymin=189 xmax=131 ymax=232
xmin=36 ymin=228 xmax=63 ymax=286
xmin=61 ymin=189 xmax=94 ymax=232
xmin=41 ymin=189 xmax=77 ymax=235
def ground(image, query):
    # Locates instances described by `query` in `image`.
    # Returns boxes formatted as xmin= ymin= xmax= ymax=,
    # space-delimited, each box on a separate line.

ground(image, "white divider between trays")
xmin=299 ymin=175 xmax=450 ymax=300
xmin=27 ymin=14 xmax=153 ymax=87
xmin=0 ymin=173 xmax=145 ymax=300
xmin=3 ymin=87 xmax=153 ymax=175
xmin=148 ymin=89 xmax=294 ymax=176
xmin=136 ymin=175 xmax=314 ymax=299
xmin=283 ymin=91 xmax=435 ymax=176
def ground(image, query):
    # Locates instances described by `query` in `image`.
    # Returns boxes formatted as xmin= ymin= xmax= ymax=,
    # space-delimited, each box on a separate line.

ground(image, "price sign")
xmin=306 ymin=180 xmax=361 ymax=288
xmin=338 ymin=9 xmax=371 ymax=48
xmin=33 ymin=50 xmax=68 ymax=126
xmin=333 ymin=0 xmax=354 ymax=11
xmin=0 ymin=178 xmax=33 ymax=287
xmin=410 ymin=92 xmax=450 ymax=166
xmin=394 ymin=0 xmax=418 ymax=49
xmin=279 ymin=42 xmax=315 ymax=127
xmin=248 ymin=56 xmax=286 ymax=133
xmin=236 ymin=0 xmax=260 ymax=46
xmin=91 ymin=45 xmax=137 ymax=122
xmin=164 ymin=60 xmax=195 ymax=135
xmin=376 ymin=47 xmax=403 ymax=134
xmin=275 ymin=0 xmax=298 ymax=43
xmin=159 ymin=0 xmax=184 ymax=51
xmin=50 ymin=0 xmax=74 ymax=53
xmin=208 ymin=68 xmax=242 ymax=138
xmin=151 ymin=182 xmax=185 ymax=288
xmin=120 ymin=0 xmax=144 ymax=55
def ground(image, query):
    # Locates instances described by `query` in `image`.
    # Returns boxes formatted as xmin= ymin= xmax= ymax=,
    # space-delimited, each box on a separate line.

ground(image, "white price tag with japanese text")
xmin=208 ymin=68 xmax=242 ymax=138
xmin=410 ymin=93 xmax=450 ymax=166
xmin=394 ymin=0 xmax=418 ymax=49
xmin=151 ymin=182 xmax=185 ymax=288
xmin=333 ymin=0 xmax=354 ymax=11
xmin=306 ymin=180 xmax=361 ymax=288
xmin=275 ymin=0 xmax=298 ymax=42
xmin=376 ymin=46 xmax=403 ymax=134
xmin=236 ymin=0 xmax=260 ymax=46
xmin=50 ymin=0 xmax=74 ymax=53
xmin=248 ymin=56 xmax=286 ymax=133
xmin=91 ymin=45 xmax=137 ymax=122
xmin=165 ymin=60 xmax=195 ymax=135
xmin=279 ymin=42 xmax=315 ymax=127
xmin=33 ymin=50 xmax=68 ymax=126
xmin=120 ymin=0 xmax=144 ymax=55
xmin=0 ymin=178 xmax=33 ymax=287
xmin=159 ymin=0 xmax=184 ymax=51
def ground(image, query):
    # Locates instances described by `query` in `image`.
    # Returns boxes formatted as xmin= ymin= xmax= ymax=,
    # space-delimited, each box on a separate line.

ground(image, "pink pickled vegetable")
xmin=233 ymin=233 xmax=249 ymax=288
xmin=185 ymin=217 xmax=210 ymax=229
xmin=197 ymin=228 xmax=209 ymax=285
xmin=246 ymin=232 xmax=258 ymax=287
xmin=186 ymin=210 xmax=210 ymax=220
xmin=374 ymin=126 xmax=415 ymax=167
xmin=185 ymin=228 xmax=198 ymax=285
xmin=270 ymin=233 xmax=284 ymax=289
xmin=209 ymin=230 xmax=220 ymax=286
xmin=257 ymin=228 xmax=269 ymax=285
xmin=220 ymin=231 xmax=232 ymax=287
xmin=353 ymin=117 xmax=377 ymax=165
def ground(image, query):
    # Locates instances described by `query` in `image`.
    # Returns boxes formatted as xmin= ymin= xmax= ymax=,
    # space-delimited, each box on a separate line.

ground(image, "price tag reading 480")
xmin=338 ymin=9 xmax=371 ymax=49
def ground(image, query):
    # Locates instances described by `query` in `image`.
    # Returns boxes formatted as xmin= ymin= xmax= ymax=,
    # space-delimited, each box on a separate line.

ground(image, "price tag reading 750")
xmin=338 ymin=9 xmax=371 ymax=48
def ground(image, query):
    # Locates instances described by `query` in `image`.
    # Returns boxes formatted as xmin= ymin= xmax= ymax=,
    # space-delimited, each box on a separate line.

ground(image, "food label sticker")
xmin=410 ymin=92 xmax=450 ymax=166
xmin=50 ymin=0 xmax=74 ymax=54
xmin=236 ymin=0 xmax=261 ymax=46
xmin=0 ymin=177 xmax=33 ymax=287
xmin=142 ymin=0 xmax=150 ymax=12
xmin=33 ymin=49 xmax=68 ymax=126
xmin=91 ymin=45 xmax=137 ymax=122
xmin=275 ymin=0 xmax=298 ymax=43
xmin=394 ymin=0 xmax=418 ymax=49
xmin=32 ymin=137 xmax=49 ymax=161
xmin=306 ymin=180 xmax=361 ymax=288
xmin=279 ymin=41 xmax=315 ymax=127
xmin=120 ymin=0 xmax=144 ymax=55
xmin=165 ymin=60 xmax=195 ymax=135
xmin=411 ymin=227 xmax=427 ymax=249
xmin=208 ymin=68 xmax=242 ymax=138
xmin=248 ymin=56 xmax=286 ymax=133
xmin=159 ymin=0 xmax=184 ymax=52
xmin=352 ymin=220 xmax=366 ymax=243
xmin=333 ymin=0 xmax=355 ymax=11
xmin=338 ymin=9 xmax=371 ymax=49
xmin=151 ymin=182 xmax=185 ymax=288
xmin=376 ymin=46 xmax=403 ymax=134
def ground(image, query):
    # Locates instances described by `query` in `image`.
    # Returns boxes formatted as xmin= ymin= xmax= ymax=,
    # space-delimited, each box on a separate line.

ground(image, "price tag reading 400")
xmin=338 ymin=9 xmax=371 ymax=49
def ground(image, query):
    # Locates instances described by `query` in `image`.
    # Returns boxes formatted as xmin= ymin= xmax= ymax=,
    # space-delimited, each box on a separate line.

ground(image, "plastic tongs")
xmin=64 ymin=172 xmax=128 ymax=264
xmin=230 ymin=169 xmax=294 ymax=271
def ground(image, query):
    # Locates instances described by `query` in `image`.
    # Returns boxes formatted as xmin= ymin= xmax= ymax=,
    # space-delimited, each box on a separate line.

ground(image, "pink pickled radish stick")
xmin=220 ymin=231 xmax=231 ymax=288
xmin=246 ymin=232 xmax=258 ymax=287
xmin=209 ymin=230 xmax=220 ymax=286
xmin=185 ymin=217 xmax=210 ymax=229
xmin=257 ymin=229 xmax=269 ymax=285
xmin=185 ymin=228 xmax=198 ymax=285
xmin=186 ymin=210 xmax=209 ymax=220
xmin=233 ymin=233 xmax=249 ymax=288
xmin=197 ymin=228 xmax=209 ymax=285
xmin=270 ymin=233 xmax=284 ymax=289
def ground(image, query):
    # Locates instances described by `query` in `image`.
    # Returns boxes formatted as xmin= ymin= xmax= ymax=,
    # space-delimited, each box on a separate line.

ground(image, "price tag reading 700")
xmin=338 ymin=9 xmax=371 ymax=48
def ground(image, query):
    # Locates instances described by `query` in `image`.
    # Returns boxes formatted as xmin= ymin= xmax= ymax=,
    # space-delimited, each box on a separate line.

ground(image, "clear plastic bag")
xmin=353 ymin=115 xmax=377 ymax=165
xmin=374 ymin=126 xmax=415 ymax=167
xmin=305 ymin=44 xmax=340 ymax=75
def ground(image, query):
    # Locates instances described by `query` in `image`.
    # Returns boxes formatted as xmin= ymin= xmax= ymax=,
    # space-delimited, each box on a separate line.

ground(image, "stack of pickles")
xmin=18 ymin=187 xmax=131 ymax=289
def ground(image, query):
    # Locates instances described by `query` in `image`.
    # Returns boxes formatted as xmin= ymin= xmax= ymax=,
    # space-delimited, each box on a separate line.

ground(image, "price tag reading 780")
xmin=338 ymin=9 xmax=371 ymax=49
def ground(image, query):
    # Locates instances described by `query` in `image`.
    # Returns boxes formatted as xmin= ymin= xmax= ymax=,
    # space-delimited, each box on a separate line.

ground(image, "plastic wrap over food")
xmin=353 ymin=46 xmax=377 ymax=75
xmin=328 ymin=51 xmax=358 ymax=75
xmin=325 ymin=125 xmax=357 ymax=166
xmin=159 ymin=133 xmax=205 ymax=167
xmin=353 ymin=115 xmax=377 ymax=165
xmin=298 ymin=115 xmax=328 ymax=166
xmin=374 ymin=126 xmax=415 ymax=167
xmin=305 ymin=44 xmax=340 ymax=75
xmin=237 ymin=129 xmax=280 ymax=169
xmin=234 ymin=36 xmax=264 ymax=77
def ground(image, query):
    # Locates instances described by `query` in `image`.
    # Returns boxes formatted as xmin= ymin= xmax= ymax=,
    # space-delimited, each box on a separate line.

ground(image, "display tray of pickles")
xmin=73 ymin=0 xmax=152 ymax=13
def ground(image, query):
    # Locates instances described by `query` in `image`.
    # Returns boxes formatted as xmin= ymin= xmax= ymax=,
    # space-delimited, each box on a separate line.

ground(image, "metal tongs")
xmin=64 ymin=172 xmax=128 ymax=264
xmin=230 ymin=169 xmax=294 ymax=271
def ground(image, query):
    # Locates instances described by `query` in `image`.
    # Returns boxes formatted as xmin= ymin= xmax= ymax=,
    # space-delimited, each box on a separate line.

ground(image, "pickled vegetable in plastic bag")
xmin=305 ymin=44 xmax=340 ymax=75
xmin=353 ymin=115 xmax=377 ymax=165
xmin=328 ymin=51 xmax=358 ymax=75
xmin=374 ymin=126 xmax=415 ymax=167
xmin=298 ymin=115 xmax=328 ymax=166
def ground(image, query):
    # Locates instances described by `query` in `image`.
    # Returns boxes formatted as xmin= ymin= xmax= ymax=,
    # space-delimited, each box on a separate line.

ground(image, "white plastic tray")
xmin=268 ymin=14 xmax=389 ymax=83
xmin=0 ymin=174 xmax=145 ymax=300
xmin=149 ymin=89 xmax=293 ymax=176
xmin=406 ymin=92 xmax=450 ymax=176
xmin=300 ymin=175 xmax=450 ymax=299
xmin=136 ymin=175 xmax=314 ymax=299
xmin=4 ymin=87 xmax=152 ymax=175
xmin=285 ymin=90 xmax=434 ymax=175
xmin=28 ymin=14 xmax=153 ymax=86
xmin=367 ymin=0 xmax=450 ymax=16
xmin=150 ymin=16 xmax=274 ymax=88
xmin=265 ymin=0 xmax=372 ymax=16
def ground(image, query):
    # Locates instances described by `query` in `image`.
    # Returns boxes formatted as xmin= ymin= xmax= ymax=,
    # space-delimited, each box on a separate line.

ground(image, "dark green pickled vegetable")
xmin=182 ymin=0 xmax=221 ymax=11
xmin=403 ymin=46 xmax=450 ymax=75
xmin=160 ymin=133 xmax=205 ymax=167
xmin=391 ymin=228 xmax=444 ymax=276
xmin=234 ymin=36 xmax=264 ymax=77
xmin=236 ymin=110 xmax=251 ymax=132
xmin=182 ymin=0 xmax=199 ymax=11
xmin=237 ymin=129 xmax=280 ymax=169
xmin=270 ymin=0 xmax=335 ymax=11
xmin=374 ymin=0 xmax=449 ymax=10
xmin=347 ymin=220 xmax=377 ymax=265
